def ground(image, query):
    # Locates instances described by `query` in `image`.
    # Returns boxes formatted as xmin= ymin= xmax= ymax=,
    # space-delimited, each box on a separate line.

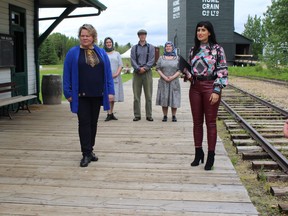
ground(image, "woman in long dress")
xmin=156 ymin=41 xmax=181 ymax=122
xmin=104 ymin=37 xmax=124 ymax=121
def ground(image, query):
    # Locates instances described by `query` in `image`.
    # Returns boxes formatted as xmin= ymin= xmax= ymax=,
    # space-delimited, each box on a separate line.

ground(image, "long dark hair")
xmin=191 ymin=21 xmax=218 ymax=59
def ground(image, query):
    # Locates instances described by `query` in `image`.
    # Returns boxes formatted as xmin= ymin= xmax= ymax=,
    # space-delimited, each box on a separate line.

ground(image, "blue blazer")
xmin=63 ymin=45 xmax=115 ymax=113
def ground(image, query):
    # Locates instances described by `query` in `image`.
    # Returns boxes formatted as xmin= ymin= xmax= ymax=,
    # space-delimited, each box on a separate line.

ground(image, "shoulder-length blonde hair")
xmin=78 ymin=24 xmax=98 ymax=44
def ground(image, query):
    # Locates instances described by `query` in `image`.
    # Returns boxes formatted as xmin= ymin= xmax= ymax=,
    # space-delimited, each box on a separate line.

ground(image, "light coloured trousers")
xmin=132 ymin=70 xmax=153 ymax=118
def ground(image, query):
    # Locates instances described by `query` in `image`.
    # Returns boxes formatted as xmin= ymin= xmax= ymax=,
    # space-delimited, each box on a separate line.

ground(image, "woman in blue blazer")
xmin=63 ymin=24 xmax=114 ymax=167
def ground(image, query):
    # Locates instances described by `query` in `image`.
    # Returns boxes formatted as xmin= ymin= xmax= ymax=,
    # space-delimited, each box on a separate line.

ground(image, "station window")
xmin=11 ymin=12 xmax=21 ymax=25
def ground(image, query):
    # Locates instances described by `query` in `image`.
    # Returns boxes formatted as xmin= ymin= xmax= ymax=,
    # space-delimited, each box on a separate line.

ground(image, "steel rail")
xmin=229 ymin=84 xmax=288 ymax=117
xmin=232 ymin=76 xmax=288 ymax=87
xmin=220 ymin=99 xmax=288 ymax=173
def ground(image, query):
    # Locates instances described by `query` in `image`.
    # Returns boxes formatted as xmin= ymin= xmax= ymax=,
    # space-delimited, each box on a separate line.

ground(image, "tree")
xmin=263 ymin=0 xmax=288 ymax=69
xmin=39 ymin=37 xmax=58 ymax=65
xmin=48 ymin=33 xmax=68 ymax=62
xmin=65 ymin=36 xmax=79 ymax=53
xmin=125 ymin=42 xmax=132 ymax=48
xmin=98 ymin=40 xmax=103 ymax=48
xmin=115 ymin=42 xmax=119 ymax=50
xmin=39 ymin=34 xmax=79 ymax=64
xmin=243 ymin=15 xmax=265 ymax=59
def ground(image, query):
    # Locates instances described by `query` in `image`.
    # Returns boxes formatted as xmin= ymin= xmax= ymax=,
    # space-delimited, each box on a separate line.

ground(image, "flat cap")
xmin=137 ymin=29 xmax=147 ymax=35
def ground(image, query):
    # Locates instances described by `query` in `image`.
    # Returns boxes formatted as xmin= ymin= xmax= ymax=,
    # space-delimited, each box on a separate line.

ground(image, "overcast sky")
xmin=39 ymin=0 xmax=271 ymax=47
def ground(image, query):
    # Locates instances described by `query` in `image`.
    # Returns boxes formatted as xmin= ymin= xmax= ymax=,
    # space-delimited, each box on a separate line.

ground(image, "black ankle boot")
xmin=191 ymin=148 xmax=204 ymax=166
xmin=204 ymin=151 xmax=215 ymax=170
xmin=111 ymin=113 xmax=118 ymax=120
xmin=105 ymin=114 xmax=112 ymax=121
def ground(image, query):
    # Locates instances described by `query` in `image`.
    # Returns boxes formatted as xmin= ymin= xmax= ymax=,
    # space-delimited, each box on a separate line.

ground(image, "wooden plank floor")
xmin=0 ymin=79 xmax=258 ymax=215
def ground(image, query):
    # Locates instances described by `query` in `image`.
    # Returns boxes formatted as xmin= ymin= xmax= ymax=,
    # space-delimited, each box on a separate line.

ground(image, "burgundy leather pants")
xmin=189 ymin=80 xmax=221 ymax=151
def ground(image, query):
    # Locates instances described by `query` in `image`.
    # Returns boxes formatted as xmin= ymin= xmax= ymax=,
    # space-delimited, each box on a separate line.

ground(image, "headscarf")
xmin=164 ymin=41 xmax=176 ymax=56
xmin=104 ymin=37 xmax=114 ymax=52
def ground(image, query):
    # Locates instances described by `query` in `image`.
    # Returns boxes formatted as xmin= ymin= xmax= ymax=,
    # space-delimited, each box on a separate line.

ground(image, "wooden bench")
xmin=0 ymin=82 xmax=37 ymax=119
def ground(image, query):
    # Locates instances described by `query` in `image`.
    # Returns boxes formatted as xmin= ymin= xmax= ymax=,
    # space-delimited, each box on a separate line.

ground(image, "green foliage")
xmin=121 ymin=73 xmax=132 ymax=83
xmin=39 ymin=38 xmax=58 ymax=65
xmin=65 ymin=36 xmax=79 ymax=51
xmin=242 ymin=0 xmax=288 ymax=72
xmin=39 ymin=65 xmax=65 ymax=102
xmin=115 ymin=45 xmax=131 ymax=55
xmin=254 ymin=64 xmax=263 ymax=72
xmin=263 ymin=0 xmax=288 ymax=70
xmin=39 ymin=64 xmax=159 ymax=100
xmin=98 ymin=40 xmax=104 ymax=48
xmin=243 ymin=15 xmax=265 ymax=58
xmin=39 ymin=33 xmax=79 ymax=65
xmin=264 ymin=0 xmax=288 ymax=40
xmin=125 ymin=42 xmax=132 ymax=48
xmin=257 ymin=167 xmax=267 ymax=183
xmin=158 ymin=45 xmax=165 ymax=56
xmin=115 ymin=42 xmax=119 ymax=49
xmin=229 ymin=65 xmax=288 ymax=81
xmin=39 ymin=33 xmax=163 ymax=67
xmin=48 ymin=33 xmax=68 ymax=61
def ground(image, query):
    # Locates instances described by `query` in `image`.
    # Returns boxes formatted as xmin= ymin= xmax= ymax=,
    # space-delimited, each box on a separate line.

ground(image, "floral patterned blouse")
xmin=188 ymin=43 xmax=228 ymax=94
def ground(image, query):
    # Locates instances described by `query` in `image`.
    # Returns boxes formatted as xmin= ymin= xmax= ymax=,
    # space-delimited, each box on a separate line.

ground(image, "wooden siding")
xmin=0 ymin=1 xmax=11 ymax=87
xmin=0 ymin=0 xmax=36 ymax=95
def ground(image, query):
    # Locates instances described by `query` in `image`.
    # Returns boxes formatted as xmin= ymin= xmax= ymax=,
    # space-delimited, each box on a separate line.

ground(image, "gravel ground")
xmin=228 ymin=76 xmax=288 ymax=112
xmin=220 ymin=76 xmax=288 ymax=215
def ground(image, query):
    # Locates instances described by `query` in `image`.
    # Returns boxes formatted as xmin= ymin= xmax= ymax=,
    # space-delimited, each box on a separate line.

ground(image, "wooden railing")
xmin=234 ymin=54 xmax=257 ymax=66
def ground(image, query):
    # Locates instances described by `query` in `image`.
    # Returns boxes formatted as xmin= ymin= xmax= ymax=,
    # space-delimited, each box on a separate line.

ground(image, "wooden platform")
xmin=0 ymin=79 xmax=258 ymax=215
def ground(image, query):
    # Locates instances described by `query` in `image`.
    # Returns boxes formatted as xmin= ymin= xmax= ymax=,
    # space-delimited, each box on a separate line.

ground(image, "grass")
xmin=40 ymin=65 xmax=65 ymax=102
xmin=40 ymin=63 xmax=288 ymax=103
xmin=229 ymin=64 xmax=288 ymax=81
xmin=217 ymin=121 xmax=288 ymax=216
xmin=40 ymin=64 xmax=159 ymax=101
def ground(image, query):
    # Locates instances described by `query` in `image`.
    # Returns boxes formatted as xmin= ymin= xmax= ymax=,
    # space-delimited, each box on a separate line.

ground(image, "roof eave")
xmin=84 ymin=0 xmax=107 ymax=11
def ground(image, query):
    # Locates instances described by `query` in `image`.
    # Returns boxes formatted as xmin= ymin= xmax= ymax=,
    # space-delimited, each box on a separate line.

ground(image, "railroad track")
xmin=234 ymin=75 xmax=288 ymax=87
xmin=218 ymin=84 xmax=288 ymax=213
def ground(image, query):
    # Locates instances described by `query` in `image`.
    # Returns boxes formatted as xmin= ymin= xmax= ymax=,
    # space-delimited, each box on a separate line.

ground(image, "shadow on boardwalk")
xmin=0 ymin=79 xmax=258 ymax=215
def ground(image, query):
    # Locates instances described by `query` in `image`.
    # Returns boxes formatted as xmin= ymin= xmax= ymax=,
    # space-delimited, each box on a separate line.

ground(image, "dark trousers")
xmin=189 ymin=80 xmax=221 ymax=151
xmin=77 ymin=97 xmax=102 ymax=156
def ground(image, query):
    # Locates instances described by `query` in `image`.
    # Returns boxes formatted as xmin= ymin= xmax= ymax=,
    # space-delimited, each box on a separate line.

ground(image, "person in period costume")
xmin=130 ymin=29 xmax=155 ymax=121
xmin=63 ymin=24 xmax=114 ymax=167
xmin=156 ymin=41 xmax=181 ymax=122
xmin=103 ymin=37 xmax=124 ymax=121
xmin=184 ymin=21 xmax=228 ymax=170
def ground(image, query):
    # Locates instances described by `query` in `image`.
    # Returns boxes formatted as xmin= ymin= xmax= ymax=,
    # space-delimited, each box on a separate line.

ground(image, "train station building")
xmin=168 ymin=0 xmax=253 ymax=65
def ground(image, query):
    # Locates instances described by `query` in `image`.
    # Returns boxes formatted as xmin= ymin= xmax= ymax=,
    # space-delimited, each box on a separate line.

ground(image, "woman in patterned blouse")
xmin=186 ymin=21 xmax=228 ymax=170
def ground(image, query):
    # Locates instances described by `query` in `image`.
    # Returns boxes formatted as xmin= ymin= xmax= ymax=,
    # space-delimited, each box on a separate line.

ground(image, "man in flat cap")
xmin=130 ymin=29 xmax=155 ymax=121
